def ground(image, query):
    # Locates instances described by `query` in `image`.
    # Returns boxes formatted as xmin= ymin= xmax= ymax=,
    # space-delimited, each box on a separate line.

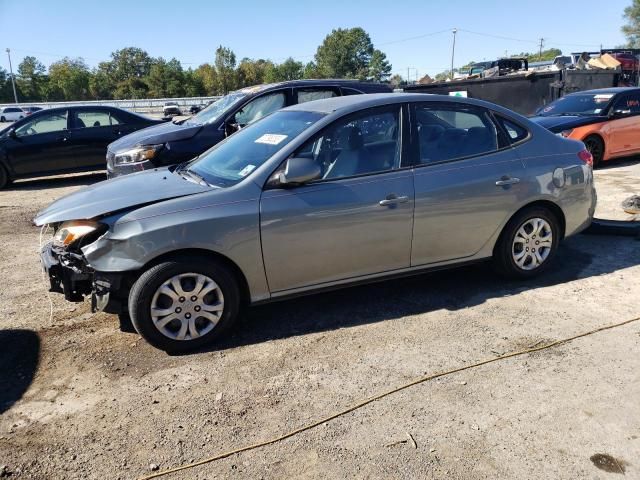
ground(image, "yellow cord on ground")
xmin=139 ymin=316 xmax=640 ymax=480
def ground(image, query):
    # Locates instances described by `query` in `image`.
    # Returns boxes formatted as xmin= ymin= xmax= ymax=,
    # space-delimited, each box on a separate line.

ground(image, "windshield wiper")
xmin=180 ymin=167 xmax=210 ymax=187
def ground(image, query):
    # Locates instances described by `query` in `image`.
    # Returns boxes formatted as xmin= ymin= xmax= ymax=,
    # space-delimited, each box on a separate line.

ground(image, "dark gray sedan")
xmin=35 ymin=93 xmax=596 ymax=352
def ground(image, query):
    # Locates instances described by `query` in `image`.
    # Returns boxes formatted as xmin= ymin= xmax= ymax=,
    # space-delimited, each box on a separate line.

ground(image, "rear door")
xmin=7 ymin=110 xmax=75 ymax=176
xmin=69 ymin=108 xmax=123 ymax=169
xmin=409 ymin=101 xmax=525 ymax=266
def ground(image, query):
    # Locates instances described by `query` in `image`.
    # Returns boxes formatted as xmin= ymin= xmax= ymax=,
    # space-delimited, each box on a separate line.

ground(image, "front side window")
xmin=234 ymin=91 xmax=287 ymax=126
xmin=415 ymin=104 xmax=498 ymax=164
xmin=296 ymin=89 xmax=338 ymax=104
xmin=293 ymin=107 xmax=401 ymax=180
xmin=15 ymin=111 xmax=67 ymax=137
xmin=76 ymin=111 xmax=112 ymax=128
xmin=612 ymin=93 xmax=640 ymax=114
xmin=189 ymin=110 xmax=324 ymax=187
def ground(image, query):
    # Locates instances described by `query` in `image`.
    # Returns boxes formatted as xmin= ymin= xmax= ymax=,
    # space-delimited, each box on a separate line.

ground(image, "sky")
xmin=0 ymin=0 xmax=631 ymax=80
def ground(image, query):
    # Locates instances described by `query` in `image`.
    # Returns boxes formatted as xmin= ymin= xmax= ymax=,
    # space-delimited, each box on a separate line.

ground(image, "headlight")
xmin=556 ymin=129 xmax=574 ymax=138
xmin=113 ymin=144 xmax=163 ymax=165
xmin=53 ymin=220 xmax=101 ymax=247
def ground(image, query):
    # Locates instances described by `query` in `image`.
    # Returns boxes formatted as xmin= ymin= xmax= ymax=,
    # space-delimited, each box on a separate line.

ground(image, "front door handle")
xmin=495 ymin=176 xmax=520 ymax=186
xmin=379 ymin=194 xmax=410 ymax=206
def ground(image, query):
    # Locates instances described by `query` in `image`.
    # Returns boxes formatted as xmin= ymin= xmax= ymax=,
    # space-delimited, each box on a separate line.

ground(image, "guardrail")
xmin=0 ymin=96 xmax=222 ymax=115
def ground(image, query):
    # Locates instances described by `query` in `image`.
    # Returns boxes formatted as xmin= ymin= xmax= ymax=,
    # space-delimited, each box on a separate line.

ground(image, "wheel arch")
xmin=580 ymin=131 xmax=607 ymax=161
xmin=138 ymin=248 xmax=251 ymax=305
xmin=494 ymin=200 xmax=566 ymax=255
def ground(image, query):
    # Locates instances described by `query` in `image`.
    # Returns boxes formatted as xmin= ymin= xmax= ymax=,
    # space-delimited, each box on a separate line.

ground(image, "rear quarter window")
xmin=496 ymin=116 xmax=529 ymax=144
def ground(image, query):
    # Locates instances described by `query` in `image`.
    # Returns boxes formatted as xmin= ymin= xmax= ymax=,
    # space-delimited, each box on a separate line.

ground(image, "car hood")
xmin=529 ymin=115 xmax=607 ymax=132
xmin=108 ymin=120 xmax=203 ymax=152
xmin=33 ymin=169 xmax=210 ymax=225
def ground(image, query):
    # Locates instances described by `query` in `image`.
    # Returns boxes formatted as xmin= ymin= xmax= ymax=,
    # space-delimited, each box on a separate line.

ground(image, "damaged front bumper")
xmin=40 ymin=241 xmax=127 ymax=314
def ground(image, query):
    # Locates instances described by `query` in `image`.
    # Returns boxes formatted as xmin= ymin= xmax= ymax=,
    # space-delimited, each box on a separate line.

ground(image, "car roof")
xmin=235 ymin=79 xmax=392 ymax=96
xmin=569 ymin=87 xmax=640 ymax=95
xmin=283 ymin=92 xmax=517 ymax=116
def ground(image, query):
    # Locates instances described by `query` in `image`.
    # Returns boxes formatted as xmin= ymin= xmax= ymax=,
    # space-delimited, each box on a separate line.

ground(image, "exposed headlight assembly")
xmin=53 ymin=220 xmax=103 ymax=247
xmin=113 ymin=144 xmax=163 ymax=165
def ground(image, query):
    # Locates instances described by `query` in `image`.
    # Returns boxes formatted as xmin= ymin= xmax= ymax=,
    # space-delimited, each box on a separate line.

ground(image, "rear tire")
xmin=128 ymin=257 xmax=240 ymax=353
xmin=493 ymin=207 xmax=560 ymax=279
xmin=583 ymin=135 xmax=604 ymax=168
xmin=0 ymin=116 xmax=5 ymax=122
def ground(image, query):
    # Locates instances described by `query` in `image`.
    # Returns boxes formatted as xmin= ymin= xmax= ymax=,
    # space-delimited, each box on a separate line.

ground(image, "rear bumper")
xmin=40 ymin=242 xmax=127 ymax=313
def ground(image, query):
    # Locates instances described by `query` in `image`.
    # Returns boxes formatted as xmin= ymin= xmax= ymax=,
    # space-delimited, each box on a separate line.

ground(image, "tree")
xmin=214 ymin=46 xmax=236 ymax=94
xmin=183 ymin=68 xmax=206 ymax=97
xmin=147 ymin=58 xmax=185 ymax=98
xmin=0 ymin=67 xmax=16 ymax=103
xmin=193 ymin=64 xmax=218 ymax=95
xmin=368 ymin=50 xmax=392 ymax=82
xmin=17 ymin=56 xmax=46 ymax=101
xmin=89 ymin=64 xmax=114 ymax=100
xmin=389 ymin=74 xmax=404 ymax=88
xmin=622 ymin=0 xmax=640 ymax=47
xmin=265 ymin=57 xmax=304 ymax=82
xmin=314 ymin=27 xmax=392 ymax=80
xmin=47 ymin=57 xmax=91 ymax=100
xmin=236 ymin=58 xmax=274 ymax=88
xmin=102 ymin=47 xmax=153 ymax=98
xmin=303 ymin=61 xmax=319 ymax=79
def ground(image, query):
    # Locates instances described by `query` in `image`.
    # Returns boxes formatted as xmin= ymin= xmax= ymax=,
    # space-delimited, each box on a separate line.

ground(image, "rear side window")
xmin=414 ymin=104 xmax=498 ymax=164
xmin=341 ymin=87 xmax=363 ymax=96
xmin=612 ymin=93 xmax=640 ymax=114
xmin=76 ymin=111 xmax=112 ymax=128
xmin=496 ymin=116 xmax=529 ymax=144
xmin=297 ymin=88 xmax=338 ymax=104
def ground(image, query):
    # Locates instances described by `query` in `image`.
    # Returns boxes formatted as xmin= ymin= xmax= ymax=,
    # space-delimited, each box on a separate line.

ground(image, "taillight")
xmin=578 ymin=149 xmax=593 ymax=167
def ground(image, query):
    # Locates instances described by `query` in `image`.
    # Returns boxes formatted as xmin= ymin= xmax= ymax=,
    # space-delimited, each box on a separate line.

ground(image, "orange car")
xmin=530 ymin=87 xmax=640 ymax=167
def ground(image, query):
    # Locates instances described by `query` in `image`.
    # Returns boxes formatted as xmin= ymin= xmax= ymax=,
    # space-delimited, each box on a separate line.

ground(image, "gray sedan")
xmin=35 ymin=93 xmax=596 ymax=352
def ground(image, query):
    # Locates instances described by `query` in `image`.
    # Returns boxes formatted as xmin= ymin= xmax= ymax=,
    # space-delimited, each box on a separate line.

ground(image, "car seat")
xmin=324 ymin=126 xmax=363 ymax=178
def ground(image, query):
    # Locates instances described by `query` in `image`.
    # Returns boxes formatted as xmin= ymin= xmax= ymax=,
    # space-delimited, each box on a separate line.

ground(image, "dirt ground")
xmin=0 ymin=160 xmax=639 ymax=480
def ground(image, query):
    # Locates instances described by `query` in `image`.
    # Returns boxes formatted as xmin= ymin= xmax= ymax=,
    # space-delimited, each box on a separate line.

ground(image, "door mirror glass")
xmin=273 ymin=157 xmax=321 ymax=186
xmin=610 ymin=109 xmax=631 ymax=118
xmin=8 ymin=128 xmax=17 ymax=139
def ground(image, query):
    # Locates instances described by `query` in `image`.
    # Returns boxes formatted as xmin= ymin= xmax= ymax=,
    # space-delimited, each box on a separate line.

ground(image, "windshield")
xmin=186 ymin=92 xmax=246 ymax=125
xmin=188 ymin=110 xmax=325 ymax=187
xmin=537 ymin=93 xmax=614 ymax=116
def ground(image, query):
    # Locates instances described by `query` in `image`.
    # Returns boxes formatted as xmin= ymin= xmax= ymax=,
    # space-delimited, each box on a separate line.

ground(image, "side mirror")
xmin=610 ymin=109 xmax=630 ymax=119
xmin=7 ymin=128 xmax=17 ymax=139
xmin=272 ymin=157 xmax=321 ymax=187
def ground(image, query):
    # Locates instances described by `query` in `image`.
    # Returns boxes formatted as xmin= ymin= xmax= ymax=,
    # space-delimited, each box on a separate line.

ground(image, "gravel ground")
xmin=0 ymin=159 xmax=638 ymax=479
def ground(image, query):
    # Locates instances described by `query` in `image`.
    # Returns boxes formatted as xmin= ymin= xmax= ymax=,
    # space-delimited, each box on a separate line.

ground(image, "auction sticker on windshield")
xmin=255 ymin=134 xmax=288 ymax=145
xmin=238 ymin=164 xmax=256 ymax=177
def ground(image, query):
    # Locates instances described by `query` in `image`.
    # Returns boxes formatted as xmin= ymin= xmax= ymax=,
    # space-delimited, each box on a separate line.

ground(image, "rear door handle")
xmin=379 ymin=195 xmax=410 ymax=206
xmin=495 ymin=176 xmax=520 ymax=186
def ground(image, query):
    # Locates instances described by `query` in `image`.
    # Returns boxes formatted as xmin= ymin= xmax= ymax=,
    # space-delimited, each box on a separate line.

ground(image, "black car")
xmin=189 ymin=104 xmax=202 ymax=115
xmin=0 ymin=106 xmax=163 ymax=188
xmin=107 ymin=79 xmax=393 ymax=177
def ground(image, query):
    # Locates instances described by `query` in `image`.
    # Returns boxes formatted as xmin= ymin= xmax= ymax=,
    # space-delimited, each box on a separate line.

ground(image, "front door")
xmin=606 ymin=92 xmax=640 ymax=156
xmin=7 ymin=110 xmax=74 ymax=176
xmin=410 ymin=102 xmax=525 ymax=266
xmin=260 ymin=105 xmax=414 ymax=293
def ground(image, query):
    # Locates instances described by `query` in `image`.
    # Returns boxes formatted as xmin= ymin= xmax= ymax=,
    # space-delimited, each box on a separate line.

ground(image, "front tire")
xmin=583 ymin=135 xmax=604 ymax=168
xmin=493 ymin=207 xmax=560 ymax=279
xmin=128 ymin=258 xmax=240 ymax=353
xmin=0 ymin=164 xmax=9 ymax=190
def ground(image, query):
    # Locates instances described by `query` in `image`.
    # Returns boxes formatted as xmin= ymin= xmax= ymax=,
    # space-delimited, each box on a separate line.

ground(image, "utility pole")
xmin=538 ymin=38 xmax=545 ymax=61
xmin=451 ymin=28 xmax=458 ymax=79
xmin=5 ymin=48 xmax=18 ymax=104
